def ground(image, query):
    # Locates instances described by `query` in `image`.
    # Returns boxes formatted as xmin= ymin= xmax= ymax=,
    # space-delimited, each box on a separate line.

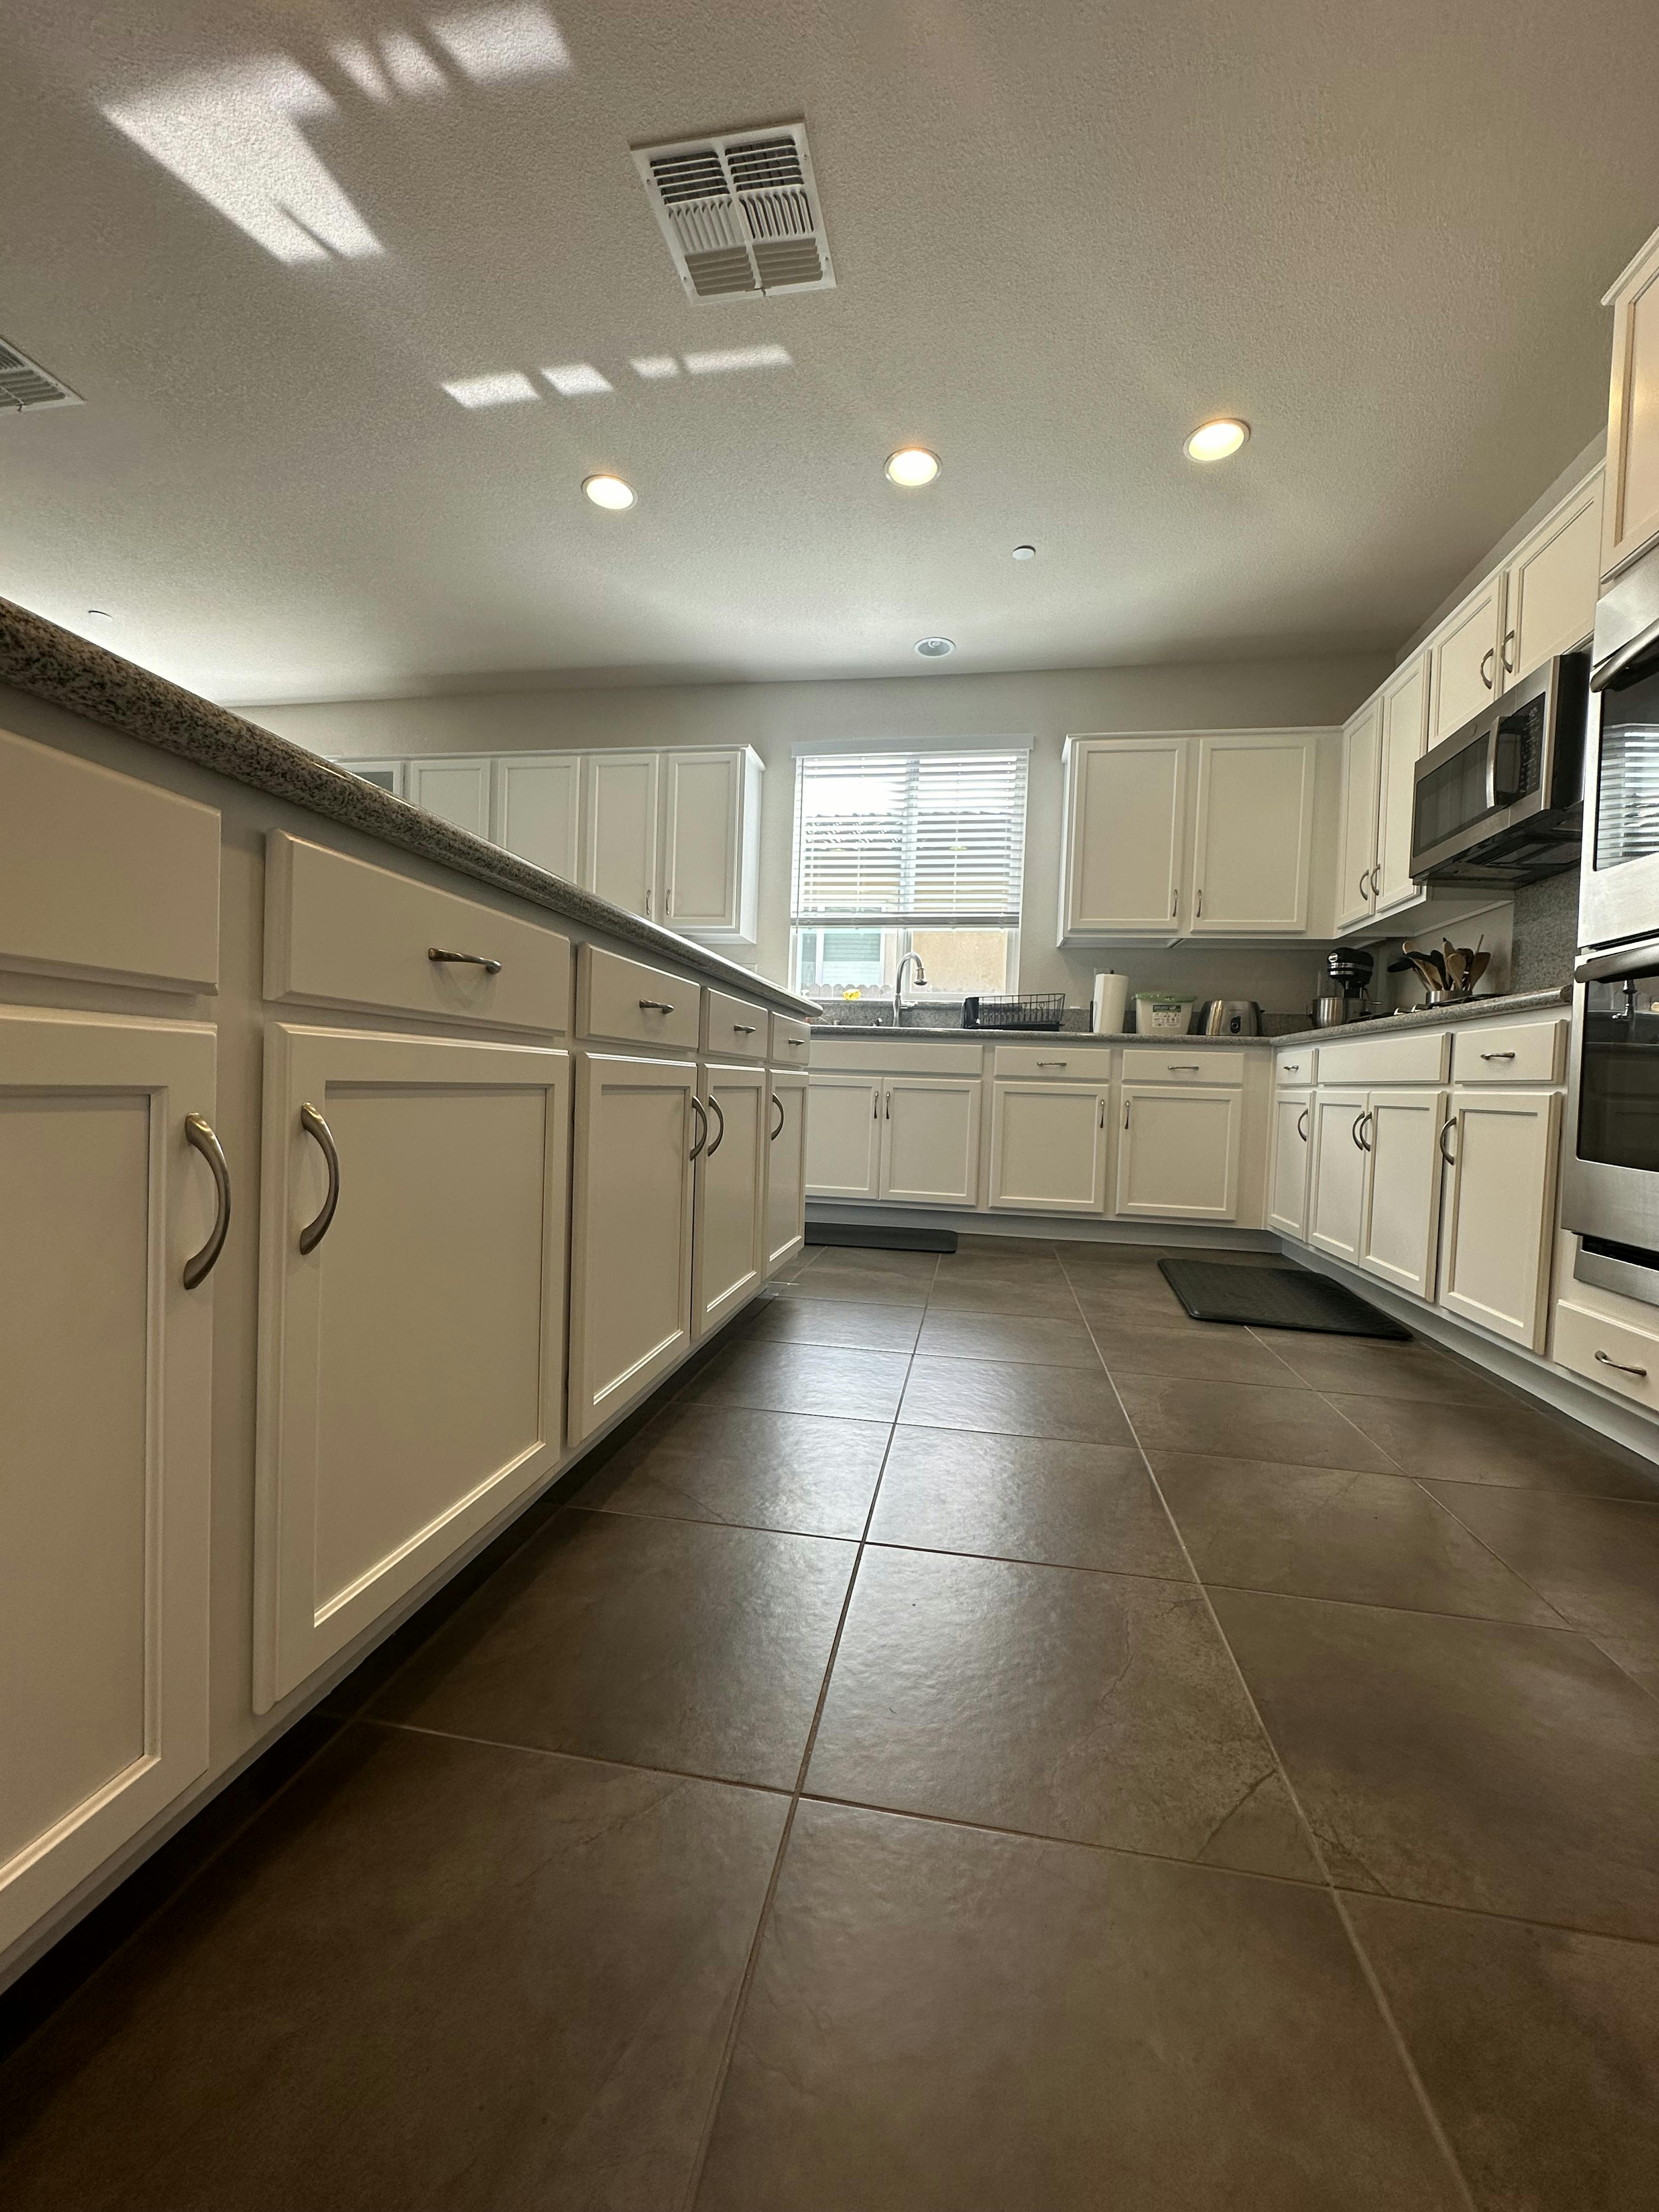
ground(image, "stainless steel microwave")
xmin=1409 ymin=651 xmax=1588 ymax=885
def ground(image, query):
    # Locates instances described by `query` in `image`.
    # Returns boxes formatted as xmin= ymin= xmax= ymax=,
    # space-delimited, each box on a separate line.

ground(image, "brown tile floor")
xmin=4 ymin=1236 xmax=1659 ymax=2210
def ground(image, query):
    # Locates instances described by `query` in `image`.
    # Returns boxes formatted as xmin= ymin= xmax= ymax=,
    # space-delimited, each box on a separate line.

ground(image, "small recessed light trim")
xmin=583 ymin=473 xmax=636 ymax=510
xmin=886 ymin=446 xmax=941 ymax=488
xmin=915 ymin=636 xmax=955 ymax=658
xmin=1012 ymin=543 xmax=1036 ymax=561
xmin=1185 ymin=416 xmax=1250 ymax=462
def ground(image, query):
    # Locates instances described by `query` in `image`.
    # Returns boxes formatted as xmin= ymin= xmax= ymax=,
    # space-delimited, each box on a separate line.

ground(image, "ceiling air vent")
xmin=633 ymin=121 xmax=835 ymax=303
xmin=0 ymin=336 xmax=82 ymax=414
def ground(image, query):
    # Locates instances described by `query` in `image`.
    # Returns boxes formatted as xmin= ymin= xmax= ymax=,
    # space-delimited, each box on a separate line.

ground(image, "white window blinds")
xmin=791 ymin=749 xmax=1028 ymax=927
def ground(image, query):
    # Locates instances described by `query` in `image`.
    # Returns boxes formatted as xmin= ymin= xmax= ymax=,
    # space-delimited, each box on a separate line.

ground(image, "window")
xmin=791 ymin=747 xmax=1028 ymax=998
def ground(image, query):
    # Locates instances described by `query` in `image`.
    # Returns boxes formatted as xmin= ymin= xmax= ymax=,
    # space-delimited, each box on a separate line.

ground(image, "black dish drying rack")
xmin=960 ymin=993 xmax=1066 ymax=1031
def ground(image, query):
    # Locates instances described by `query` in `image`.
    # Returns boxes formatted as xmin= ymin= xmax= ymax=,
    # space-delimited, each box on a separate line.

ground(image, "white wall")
xmin=248 ymin=654 xmax=1389 ymax=1026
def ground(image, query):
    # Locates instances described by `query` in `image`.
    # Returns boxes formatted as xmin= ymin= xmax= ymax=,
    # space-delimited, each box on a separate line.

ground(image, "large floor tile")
xmin=914 ymin=1310 xmax=1102 ymax=1367
xmin=1157 ymin=1455 xmax=1564 ymax=1624
xmin=1069 ymin=1280 xmax=1223 ymax=1334
xmin=1094 ymin=1322 xmax=1306 ymax=1387
xmin=1423 ymin=1484 xmax=1659 ymax=1666
xmin=1348 ymin=1894 xmax=1659 ymax=2212
xmin=930 ymin=1250 xmax=1070 ymax=1290
xmin=0 ymin=1729 xmax=786 ymax=2212
xmin=1211 ymin=1588 xmax=1659 ymax=1937
xmin=868 ymin=1427 xmax=1190 ymax=1578
xmin=747 ymin=1295 xmax=923 ymax=1352
xmin=583 ymin=1402 xmax=890 ymax=1539
xmin=1250 ymin=1330 xmax=1503 ymax=1403
xmin=694 ymin=1802 xmax=1462 ymax=2212
xmin=1323 ymin=1393 xmax=1659 ymax=1498
xmin=678 ymin=1338 xmax=911 ymax=1420
xmin=923 ymin=1277 xmax=1084 ymax=1319
xmin=1118 ymin=1374 xmax=1398 ymax=1471
xmin=899 ymin=1356 xmax=1133 ymax=1443
xmin=953 ymin=1233 xmax=1066 ymax=1257
xmin=807 ymin=1547 xmax=1317 ymax=1877
xmin=802 ymin=1246 xmax=939 ymax=1284
xmin=774 ymin=1265 xmax=930 ymax=1308
xmin=369 ymin=1509 xmax=854 ymax=1788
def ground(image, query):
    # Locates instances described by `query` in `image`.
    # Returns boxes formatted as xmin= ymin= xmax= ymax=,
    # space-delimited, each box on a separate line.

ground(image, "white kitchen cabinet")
xmin=404 ymin=756 xmax=493 ymax=839
xmin=586 ymin=752 xmax=660 ymax=920
xmin=1308 ymin=1088 xmax=1370 ymax=1264
xmin=1602 ymin=223 xmax=1659 ymax=579
xmin=881 ymin=1076 xmax=982 ymax=1205
xmin=1188 ymin=733 xmax=1316 ymax=934
xmin=1266 ymin=1089 xmax=1313 ymax=1240
xmin=1115 ymin=1085 xmax=1240 ymax=1220
xmin=254 ymin=1025 xmax=569 ymax=1707
xmin=0 ymin=1009 xmax=219 ymax=1953
xmin=493 ymin=753 xmax=583 ymax=881
xmin=989 ymin=1081 xmax=1110 ymax=1214
xmin=1335 ymin=697 xmax=1382 ymax=933
xmin=1373 ymin=652 xmax=1431 ymax=915
xmin=805 ymin=1073 xmax=883 ymax=1198
xmin=693 ymin=1060 xmax=767 ymax=1339
xmin=1439 ymin=1087 xmax=1561 ymax=1349
xmin=1428 ymin=577 xmax=1506 ymax=744
xmin=340 ymin=759 xmax=404 ymax=798
xmin=1503 ymin=468 xmax=1603 ymax=674
xmin=568 ymin=1049 xmax=698 ymax=1444
xmin=1058 ymin=736 xmax=1187 ymax=938
xmin=1357 ymin=1087 xmax=1447 ymax=1300
xmin=766 ymin=1068 xmax=809 ymax=1271
xmin=664 ymin=747 xmax=762 ymax=942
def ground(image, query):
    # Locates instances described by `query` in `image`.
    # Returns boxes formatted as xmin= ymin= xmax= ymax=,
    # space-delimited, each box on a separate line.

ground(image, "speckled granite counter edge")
xmin=1273 ymin=985 xmax=1571 ymax=1051
xmin=810 ymin=1025 xmax=1276 ymax=1044
xmin=0 ymin=595 xmax=819 ymax=1017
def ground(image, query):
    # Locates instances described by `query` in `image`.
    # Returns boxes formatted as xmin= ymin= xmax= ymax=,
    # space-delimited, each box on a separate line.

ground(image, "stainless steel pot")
xmin=1309 ymin=996 xmax=1352 ymax=1028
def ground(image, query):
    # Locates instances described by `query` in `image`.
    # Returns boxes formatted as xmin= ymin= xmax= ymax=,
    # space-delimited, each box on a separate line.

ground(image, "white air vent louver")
xmin=633 ymin=121 xmax=835 ymax=303
xmin=0 ymin=337 xmax=81 ymax=414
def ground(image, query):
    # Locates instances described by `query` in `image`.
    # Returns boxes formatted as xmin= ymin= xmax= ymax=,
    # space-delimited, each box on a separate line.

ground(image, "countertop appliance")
xmin=1199 ymin=999 xmax=1262 ymax=1036
xmin=1410 ymin=651 xmax=1589 ymax=885
xmin=1311 ymin=947 xmax=1372 ymax=1028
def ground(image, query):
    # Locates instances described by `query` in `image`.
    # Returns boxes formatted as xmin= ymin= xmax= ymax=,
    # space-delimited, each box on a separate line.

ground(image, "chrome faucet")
xmin=893 ymin=951 xmax=928 ymax=1026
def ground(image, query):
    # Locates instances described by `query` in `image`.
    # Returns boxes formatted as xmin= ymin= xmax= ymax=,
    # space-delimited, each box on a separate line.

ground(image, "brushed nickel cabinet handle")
xmin=1167 ymin=1063 xmax=1201 ymax=1072
xmin=1098 ymin=1096 xmax=1107 ymax=1127
xmin=1297 ymin=1107 xmax=1309 ymax=1141
xmin=1282 ymin=1062 xmax=1300 ymax=1074
xmin=1358 ymin=869 xmax=1370 ymax=902
xmin=1122 ymin=1097 xmax=1131 ymax=1128
xmin=638 ymin=998 xmax=675 ymax=1014
xmin=1037 ymin=1058 xmax=1068 ymax=1067
xmin=788 ymin=1036 xmax=806 ymax=1049
xmin=1369 ymin=864 xmax=1382 ymax=897
xmin=298 ymin=1101 xmax=340 ymax=1255
xmin=1479 ymin=1051 xmax=1515 ymax=1062
xmin=428 ymin=946 xmax=502 ymax=975
xmin=1438 ymin=1117 xmax=1457 ymax=1166
xmin=1503 ymin=627 xmax=1517 ymax=673
xmin=771 ymin=1092 xmax=785 ymax=1140
xmin=1481 ymin=647 xmax=1495 ymax=689
xmin=182 ymin=1113 xmax=231 ymax=1289
xmin=1170 ymin=888 xmax=1179 ymax=918
xmin=1353 ymin=1110 xmax=1371 ymax=1152
xmin=733 ymin=1023 xmax=757 ymax=1034
xmin=688 ymin=1096 xmax=709 ymax=1162
xmin=1595 ymin=1348 xmax=1648 ymax=1379
xmin=1195 ymin=888 xmax=1204 ymax=919
xmin=706 ymin=1094 xmax=726 ymax=1157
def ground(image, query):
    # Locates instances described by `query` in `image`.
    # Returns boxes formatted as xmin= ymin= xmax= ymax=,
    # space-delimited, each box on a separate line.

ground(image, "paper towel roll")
xmin=1091 ymin=972 xmax=1128 ymax=1034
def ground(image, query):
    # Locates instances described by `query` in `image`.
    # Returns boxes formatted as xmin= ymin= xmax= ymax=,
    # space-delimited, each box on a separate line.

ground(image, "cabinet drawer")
xmin=770 ymin=1014 xmax=813 ymax=1064
xmin=577 ymin=944 xmax=701 ymax=1050
xmin=1450 ymin=1019 xmax=1565 ymax=1085
xmin=1122 ymin=1046 xmax=1244 ymax=1085
xmin=704 ymin=988 xmax=767 ymax=1061
xmin=1274 ymin=1046 xmax=1317 ymax=1088
xmin=993 ymin=1043 xmax=1113 ymax=1080
xmin=1317 ymin=1030 xmax=1449 ymax=1086
xmin=0 ymin=725 xmax=219 ymax=992
xmin=1554 ymin=1300 xmax=1659 ymax=1414
xmin=267 ymin=834 xmax=570 ymax=1032
xmin=810 ymin=1037 xmax=980 ymax=1076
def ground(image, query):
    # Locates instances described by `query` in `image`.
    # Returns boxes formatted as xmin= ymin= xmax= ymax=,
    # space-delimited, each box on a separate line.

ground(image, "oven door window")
xmin=1595 ymin=666 xmax=1659 ymax=871
xmin=1579 ymin=963 xmax=1659 ymax=1172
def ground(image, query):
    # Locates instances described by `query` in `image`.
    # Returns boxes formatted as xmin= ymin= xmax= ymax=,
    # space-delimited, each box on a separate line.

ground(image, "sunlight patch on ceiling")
xmin=683 ymin=343 xmax=792 ymax=375
xmin=631 ymin=355 xmax=680 ymax=379
xmin=442 ymin=369 xmax=540 ymax=407
xmin=543 ymin=361 xmax=612 ymax=394
xmin=429 ymin=3 xmax=572 ymax=83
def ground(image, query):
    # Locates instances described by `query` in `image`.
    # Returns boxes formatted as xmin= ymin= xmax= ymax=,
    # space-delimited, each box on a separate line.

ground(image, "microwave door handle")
xmin=1483 ymin=723 xmax=1500 ymax=814
xmin=1591 ymin=610 xmax=1659 ymax=694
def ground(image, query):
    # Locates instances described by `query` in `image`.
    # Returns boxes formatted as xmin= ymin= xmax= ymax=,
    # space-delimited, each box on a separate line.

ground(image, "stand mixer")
xmin=1311 ymin=948 xmax=1373 ymax=1028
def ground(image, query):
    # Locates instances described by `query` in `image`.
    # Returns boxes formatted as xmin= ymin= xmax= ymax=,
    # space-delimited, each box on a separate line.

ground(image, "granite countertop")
xmin=811 ymin=1023 xmax=1274 ymax=1044
xmin=0 ymin=595 xmax=819 ymax=1017
xmin=1273 ymin=985 xmax=1572 ymax=1051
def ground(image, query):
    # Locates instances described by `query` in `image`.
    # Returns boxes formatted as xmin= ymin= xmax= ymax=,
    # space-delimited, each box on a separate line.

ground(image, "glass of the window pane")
xmin=909 ymin=930 xmax=1010 ymax=995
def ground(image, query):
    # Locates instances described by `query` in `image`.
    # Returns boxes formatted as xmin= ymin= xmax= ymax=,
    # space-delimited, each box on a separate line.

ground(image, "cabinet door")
xmin=664 ymin=751 xmax=741 ymax=934
xmin=1373 ymin=654 xmax=1430 ymax=915
xmin=586 ymin=753 xmax=661 ymax=920
xmin=694 ymin=1061 xmax=767 ymax=1338
xmin=1439 ymin=1088 xmax=1561 ymax=1349
xmin=1061 ymin=738 xmax=1187 ymax=935
xmin=0 ymin=1010 xmax=216 ymax=1953
xmin=339 ymin=759 xmax=404 ymax=798
xmin=1429 ymin=579 xmax=1506 ymax=743
xmin=493 ymin=753 xmax=583 ymax=880
xmin=568 ymin=1049 xmax=697 ymax=1443
xmin=1505 ymin=469 xmax=1603 ymax=676
xmin=1266 ymin=1090 xmax=1312 ymax=1240
xmin=881 ymin=1077 xmax=982 ymax=1205
xmin=766 ymin=1069 xmax=809 ymax=1271
xmin=255 ymin=1026 xmax=569 ymax=1706
xmin=1359 ymin=1087 xmax=1446 ymax=1299
xmin=1336 ymin=699 xmax=1382 ymax=932
xmin=1308 ymin=1088 xmax=1370 ymax=1263
xmin=1115 ymin=1085 xmax=1240 ymax=1220
xmin=1603 ymin=227 xmax=1659 ymax=578
xmin=405 ymin=756 xmax=493 ymax=838
xmin=1189 ymin=733 xmax=1316 ymax=933
xmin=805 ymin=1073 xmax=882 ymax=1198
xmin=989 ymin=1081 xmax=1108 ymax=1213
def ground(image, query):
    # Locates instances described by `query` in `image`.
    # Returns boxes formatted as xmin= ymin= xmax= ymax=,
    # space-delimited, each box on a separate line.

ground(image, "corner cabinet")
xmin=1602 ymin=222 xmax=1659 ymax=579
xmin=254 ymin=1025 xmax=570 ymax=1709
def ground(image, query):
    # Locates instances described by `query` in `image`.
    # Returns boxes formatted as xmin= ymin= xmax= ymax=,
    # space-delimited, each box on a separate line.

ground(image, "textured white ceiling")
xmin=3 ymin=0 xmax=1659 ymax=702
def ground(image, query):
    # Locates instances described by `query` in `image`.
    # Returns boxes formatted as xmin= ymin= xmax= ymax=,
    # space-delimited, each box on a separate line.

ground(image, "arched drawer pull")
xmin=1595 ymin=1348 xmax=1648 ymax=1379
xmin=299 ymin=1101 xmax=341 ymax=1255
xmin=182 ymin=1113 xmax=231 ymax=1289
xmin=428 ymin=946 xmax=502 ymax=976
xmin=770 ymin=1092 xmax=785 ymax=1141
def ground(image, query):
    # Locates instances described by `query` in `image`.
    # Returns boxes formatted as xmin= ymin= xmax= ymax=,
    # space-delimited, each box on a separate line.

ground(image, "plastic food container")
xmin=1133 ymin=992 xmax=1197 ymax=1036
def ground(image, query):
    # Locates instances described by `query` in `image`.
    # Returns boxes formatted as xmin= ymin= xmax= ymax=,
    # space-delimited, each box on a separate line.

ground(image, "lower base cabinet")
xmin=1439 ymin=1087 xmax=1561 ymax=1348
xmin=1308 ymin=1089 xmax=1369 ymax=1262
xmin=254 ymin=1025 xmax=570 ymax=1709
xmin=693 ymin=1060 xmax=767 ymax=1339
xmin=0 ymin=1008 xmax=216 ymax=1952
xmin=1266 ymin=1089 xmax=1312 ymax=1238
xmin=1116 ymin=1084 xmax=1240 ymax=1220
xmin=989 ymin=1081 xmax=1110 ymax=1213
xmin=806 ymin=1073 xmax=981 ymax=1207
xmin=766 ymin=1068 xmax=808 ymax=1271
xmin=804 ymin=1073 xmax=881 ymax=1198
xmin=1357 ymin=1087 xmax=1447 ymax=1300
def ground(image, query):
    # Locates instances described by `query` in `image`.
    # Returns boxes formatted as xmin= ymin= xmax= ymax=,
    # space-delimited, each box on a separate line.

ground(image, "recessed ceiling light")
xmin=885 ymin=446 xmax=941 ymax=488
xmin=582 ymin=473 xmax=636 ymax=510
xmin=1184 ymin=417 xmax=1249 ymax=462
xmin=915 ymin=636 xmax=955 ymax=657
xmin=1012 ymin=543 xmax=1036 ymax=561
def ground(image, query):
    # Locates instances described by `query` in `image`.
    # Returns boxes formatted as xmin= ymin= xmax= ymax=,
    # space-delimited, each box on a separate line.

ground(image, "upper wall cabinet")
xmin=1059 ymin=737 xmax=1187 ymax=937
xmin=664 ymin=747 xmax=763 ymax=939
xmin=1602 ymin=222 xmax=1659 ymax=580
xmin=1189 ymin=732 xmax=1316 ymax=934
xmin=586 ymin=752 xmax=661 ymax=921
xmin=1335 ymin=694 xmax=1383 ymax=934
xmin=494 ymin=753 xmax=582 ymax=881
xmin=1427 ymin=576 xmax=1506 ymax=745
xmin=1504 ymin=467 xmax=1603 ymax=670
xmin=404 ymin=756 xmax=493 ymax=838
